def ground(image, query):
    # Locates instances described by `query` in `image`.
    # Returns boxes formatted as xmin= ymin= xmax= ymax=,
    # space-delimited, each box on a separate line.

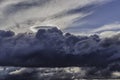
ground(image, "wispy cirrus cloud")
xmin=0 ymin=0 xmax=111 ymax=33
xmin=92 ymin=22 xmax=120 ymax=33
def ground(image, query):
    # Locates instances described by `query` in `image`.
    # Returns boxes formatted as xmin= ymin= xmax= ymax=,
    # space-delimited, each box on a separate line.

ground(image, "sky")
xmin=0 ymin=0 xmax=119 ymax=35
xmin=0 ymin=0 xmax=120 ymax=79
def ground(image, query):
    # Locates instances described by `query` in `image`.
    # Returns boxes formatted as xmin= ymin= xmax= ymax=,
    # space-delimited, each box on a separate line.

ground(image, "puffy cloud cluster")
xmin=0 ymin=27 xmax=119 ymax=79
xmin=0 ymin=27 xmax=119 ymax=68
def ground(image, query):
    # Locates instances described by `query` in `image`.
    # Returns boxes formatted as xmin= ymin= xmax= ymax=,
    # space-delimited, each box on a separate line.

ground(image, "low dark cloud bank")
xmin=0 ymin=27 xmax=120 ymax=68
xmin=4 ymin=0 xmax=51 ymax=15
xmin=0 ymin=26 xmax=120 ymax=79
xmin=0 ymin=65 xmax=120 ymax=80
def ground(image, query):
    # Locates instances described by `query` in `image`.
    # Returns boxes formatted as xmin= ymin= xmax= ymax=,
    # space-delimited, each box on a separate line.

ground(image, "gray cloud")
xmin=0 ymin=67 xmax=86 ymax=80
xmin=0 ymin=27 xmax=119 ymax=79
xmin=0 ymin=27 xmax=119 ymax=68
xmin=0 ymin=64 xmax=120 ymax=80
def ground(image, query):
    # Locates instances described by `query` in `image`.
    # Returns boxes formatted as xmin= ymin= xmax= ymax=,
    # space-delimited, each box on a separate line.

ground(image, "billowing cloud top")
xmin=0 ymin=27 xmax=120 ymax=67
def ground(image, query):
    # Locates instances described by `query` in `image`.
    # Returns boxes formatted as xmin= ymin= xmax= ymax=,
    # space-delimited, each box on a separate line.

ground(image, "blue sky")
xmin=64 ymin=0 xmax=120 ymax=34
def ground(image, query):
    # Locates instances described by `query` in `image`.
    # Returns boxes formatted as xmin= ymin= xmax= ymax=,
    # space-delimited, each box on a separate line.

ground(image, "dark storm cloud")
xmin=0 ymin=27 xmax=120 ymax=68
xmin=1 ymin=67 xmax=85 ymax=80
xmin=0 ymin=30 xmax=14 ymax=38
xmin=1 ymin=63 xmax=120 ymax=80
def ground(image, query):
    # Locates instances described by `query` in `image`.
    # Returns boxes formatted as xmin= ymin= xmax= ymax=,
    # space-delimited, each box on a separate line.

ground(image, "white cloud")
xmin=100 ymin=31 xmax=120 ymax=38
xmin=112 ymin=71 xmax=120 ymax=78
xmin=9 ymin=68 xmax=34 ymax=75
xmin=0 ymin=0 xmax=111 ymax=33
xmin=92 ymin=22 xmax=120 ymax=33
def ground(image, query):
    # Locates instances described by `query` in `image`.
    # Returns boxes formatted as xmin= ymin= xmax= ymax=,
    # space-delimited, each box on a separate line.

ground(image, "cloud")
xmin=92 ymin=22 xmax=120 ymax=33
xmin=100 ymin=31 xmax=120 ymax=38
xmin=112 ymin=72 xmax=120 ymax=78
xmin=0 ymin=0 xmax=111 ymax=33
xmin=0 ymin=64 xmax=120 ymax=79
xmin=0 ymin=27 xmax=119 ymax=68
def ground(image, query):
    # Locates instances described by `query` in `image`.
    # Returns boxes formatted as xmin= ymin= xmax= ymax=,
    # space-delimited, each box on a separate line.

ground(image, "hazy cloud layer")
xmin=0 ymin=0 xmax=111 ymax=33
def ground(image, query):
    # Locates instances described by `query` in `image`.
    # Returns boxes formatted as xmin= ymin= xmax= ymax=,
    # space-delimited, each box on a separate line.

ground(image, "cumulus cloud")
xmin=0 ymin=27 xmax=120 ymax=79
xmin=0 ymin=27 xmax=119 ymax=68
